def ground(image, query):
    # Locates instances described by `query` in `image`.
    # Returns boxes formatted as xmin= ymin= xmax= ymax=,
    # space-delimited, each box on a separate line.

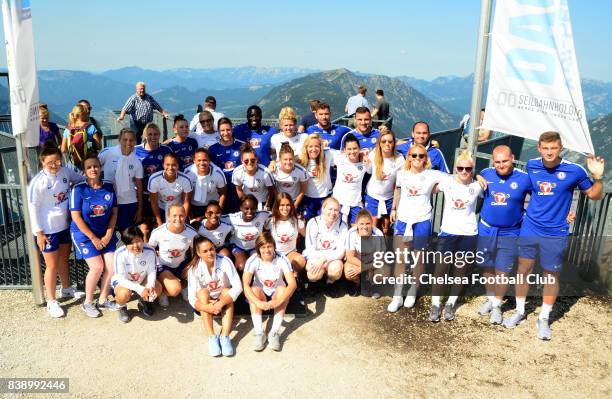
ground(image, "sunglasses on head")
xmin=410 ymin=153 xmax=426 ymax=159
xmin=456 ymin=166 xmax=473 ymax=172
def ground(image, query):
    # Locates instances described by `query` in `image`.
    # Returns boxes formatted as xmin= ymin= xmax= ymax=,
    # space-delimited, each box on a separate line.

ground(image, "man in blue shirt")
xmin=340 ymin=107 xmax=380 ymax=156
xmin=232 ymin=105 xmax=275 ymax=167
xmin=476 ymin=145 xmax=531 ymax=324
xmin=504 ymin=131 xmax=605 ymax=340
xmin=306 ymin=102 xmax=351 ymax=150
xmin=396 ymin=121 xmax=449 ymax=173
xmin=298 ymin=99 xmax=320 ymax=133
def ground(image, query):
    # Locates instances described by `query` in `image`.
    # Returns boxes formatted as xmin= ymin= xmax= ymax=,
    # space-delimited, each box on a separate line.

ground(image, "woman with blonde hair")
xmin=298 ymin=133 xmax=333 ymax=220
xmin=364 ymin=129 xmax=404 ymax=235
xmin=270 ymin=106 xmax=308 ymax=161
xmin=61 ymin=104 xmax=101 ymax=170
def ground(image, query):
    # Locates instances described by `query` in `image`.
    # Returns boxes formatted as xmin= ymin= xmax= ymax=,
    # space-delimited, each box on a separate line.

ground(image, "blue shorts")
xmin=117 ymin=202 xmax=140 ymax=232
xmin=158 ymin=259 xmax=189 ymax=279
xmin=364 ymin=194 xmax=393 ymax=218
xmin=476 ymin=221 xmax=520 ymax=273
xmin=437 ymin=232 xmax=477 ymax=253
xmin=230 ymin=243 xmax=254 ymax=257
xmin=394 ymin=219 xmax=431 ymax=250
xmin=341 ymin=205 xmax=363 ymax=225
xmin=72 ymin=233 xmax=118 ymax=260
xmin=35 ymin=229 xmax=71 ymax=253
xmin=518 ymin=220 xmax=568 ymax=272
xmin=302 ymin=196 xmax=326 ymax=220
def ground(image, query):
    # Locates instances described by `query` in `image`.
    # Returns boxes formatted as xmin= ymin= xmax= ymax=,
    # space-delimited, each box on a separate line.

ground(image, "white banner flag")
xmin=482 ymin=0 xmax=593 ymax=154
xmin=2 ymin=0 xmax=39 ymax=147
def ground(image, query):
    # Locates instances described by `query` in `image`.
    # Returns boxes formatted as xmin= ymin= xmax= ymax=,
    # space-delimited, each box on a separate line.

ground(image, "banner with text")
xmin=482 ymin=0 xmax=593 ymax=154
xmin=2 ymin=0 xmax=39 ymax=147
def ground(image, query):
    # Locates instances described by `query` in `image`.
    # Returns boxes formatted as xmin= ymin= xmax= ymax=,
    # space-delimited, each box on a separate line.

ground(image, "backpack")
xmin=67 ymin=123 xmax=90 ymax=169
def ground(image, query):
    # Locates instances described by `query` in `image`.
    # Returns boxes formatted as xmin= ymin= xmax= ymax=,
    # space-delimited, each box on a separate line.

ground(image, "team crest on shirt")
xmin=139 ymin=260 xmax=146 ymax=266
xmin=510 ymin=182 xmax=518 ymax=189
xmin=62 ymin=178 xmax=68 ymax=183
xmin=491 ymin=192 xmax=509 ymax=206
xmin=451 ymin=197 xmax=467 ymax=210
xmin=371 ymin=138 xmax=377 ymax=143
xmin=343 ymin=173 xmax=355 ymax=183
xmin=104 ymin=194 xmax=111 ymax=201
xmin=91 ymin=204 xmax=107 ymax=216
xmin=250 ymin=138 xmax=261 ymax=148
xmin=282 ymin=182 xmax=292 ymax=188
xmin=158 ymin=155 xmax=163 ymax=160
xmin=469 ymin=188 xmax=475 ymax=195
xmin=331 ymin=129 xmax=336 ymax=136
xmin=557 ymin=172 xmax=566 ymax=180
xmin=537 ymin=181 xmax=556 ymax=195
xmin=82 ymin=248 xmax=89 ymax=255
xmin=168 ymin=249 xmax=182 ymax=258
xmin=357 ymin=165 xmax=363 ymax=171
xmin=129 ymin=165 xmax=134 ymax=170
xmin=224 ymin=161 xmax=235 ymax=170
xmin=263 ymin=280 xmax=275 ymax=288
xmin=45 ymin=243 xmax=51 ymax=250
xmin=233 ymin=151 xmax=239 ymax=157
xmin=128 ymin=272 xmax=141 ymax=282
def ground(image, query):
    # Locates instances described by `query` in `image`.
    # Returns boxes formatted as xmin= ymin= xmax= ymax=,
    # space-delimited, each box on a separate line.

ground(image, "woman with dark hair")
xmin=148 ymin=152 xmax=193 ymax=227
xmin=268 ymin=192 xmax=306 ymax=274
xmin=28 ymin=146 xmax=84 ymax=318
xmin=209 ymin=117 xmax=243 ymax=214
xmin=166 ymin=114 xmax=199 ymax=169
xmin=197 ymin=201 xmax=232 ymax=258
xmin=69 ymin=154 xmax=119 ymax=318
xmin=232 ymin=142 xmax=275 ymax=211
xmin=98 ymin=128 xmax=144 ymax=232
xmin=186 ymin=235 xmax=242 ymax=357
xmin=184 ymin=147 xmax=227 ymax=222
xmin=111 ymin=226 xmax=162 ymax=323
xmin=243 ymin=231 xmax=297 ymax=351
xmin=272 ymin=143 xmax=309 ymax=210
xmin=222 ymin=194 xmax=270 ymax=272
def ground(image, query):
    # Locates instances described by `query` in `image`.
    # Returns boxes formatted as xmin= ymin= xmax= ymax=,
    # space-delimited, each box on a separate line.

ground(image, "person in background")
xmin=232 ymin=105 xmax=275 ymax=167
xmin=61 ymin=104 xmax=102 ymax=171
xmin=77 ymin=99 xmax=103 ymax=138
xmin=28 ymin=146 xmax=84 ymax=318
xmin=298 ymin=99 xmax=320 ymax=133
xmin=69 ymin=154 xmax=119 ymax=318
xmin=345 ymin=85 xmax=370 ymax=117
xmin=190 ymin=96 xmax=224 ymax=132
xmin=38 ymin=105 xmax=61 ymax=149
xmin=459 ymin=108 xmax=491 ymax=145
xmin=396 ymin=121 xmax=449 ymax=173
xmin=371 ymin=89 xmax=390 ymax=128
xmin=117 ymin=81 xmax=170 ymax=143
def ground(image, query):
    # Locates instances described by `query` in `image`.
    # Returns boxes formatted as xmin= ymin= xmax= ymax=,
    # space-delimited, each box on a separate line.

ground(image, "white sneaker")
xmin=403 ymin=295 xmax=416 ymax=309
xmin=59 ymin=286 xmax=85 ymax=299
xmin=158 ymin=294 xmax=169 ymax=308
xmin=387 ymin=297 xmax=403 ymax=313
xmin=181 ymin=287 xmax=189 ymax=301
xmin=46 ymin=300 xmax=64 ymax=318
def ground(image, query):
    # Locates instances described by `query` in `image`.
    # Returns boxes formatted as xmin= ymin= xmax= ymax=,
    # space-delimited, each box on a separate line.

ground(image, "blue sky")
xmin=0 ymin=0 xmax=610 ymax=80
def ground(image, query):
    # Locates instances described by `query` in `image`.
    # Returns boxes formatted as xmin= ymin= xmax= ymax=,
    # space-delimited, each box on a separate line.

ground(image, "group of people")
xmin=28 ymin=85 xmax=605 ymax=358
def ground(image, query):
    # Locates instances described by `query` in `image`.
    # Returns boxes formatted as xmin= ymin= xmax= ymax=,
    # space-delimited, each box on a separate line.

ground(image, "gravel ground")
xmin=0 ymin=290 xmax=610 ymax=399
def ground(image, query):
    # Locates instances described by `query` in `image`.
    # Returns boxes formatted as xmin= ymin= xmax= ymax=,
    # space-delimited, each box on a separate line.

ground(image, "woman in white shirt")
xmin=148 ymin=152 xmax=193 ymax=227
xmin=232 ymin=143 xmax=275 ymax=211
xmin=197 ymin=201 xmax=232 ymax=258
xmin=272 ymin=143 xmax=309 ymax=210
xmin=27 ymin=146 xmax=84 ymax=318
xmin=243 ymin=232 xmax=297 ymax=352
xmin=364 ymin=130 xmax=404 ymax=235
xmin=184 ymin=147 xmax=227 ymax=222
xmin=187 ymin=235 xmax=242 ymax=357
xmin=270 ymin=107 xmax=307 ymax=161
xmin=298 ymin=134 xmax=333 ymax=220
xmin=98 ymin=127 xmax=144 ymax=232
xmin=267 ymin=192 xmax=306 ymax=274
xmin=303 ymin=197 xmax=348 ymax=297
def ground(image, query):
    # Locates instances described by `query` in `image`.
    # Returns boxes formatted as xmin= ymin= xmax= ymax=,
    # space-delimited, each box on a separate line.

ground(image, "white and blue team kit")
xmin=134 ymin=144 xmax=173 ymax=193
xmin=147 ymin=171 xmax=193 ymax=220
xmin=187 ymin=255 xmax=243 ymax=308
xmin=244 ymin=251 xmax=293 ymax=297
xmin=396 ymin=139 xmax=450 ymax=173
xmin=28 ymin=167 xmax=83 ymax=252
xmin=166 ymin=137 xmax=199 ymax=170
xmin=239 ymin=129 xmax=274 ymax=167
xmin=519 ymin=158 xmax=593 ymax=271
xmin=184 ymin=163 xmax=227 ymax=211
xmin=69 ymin=181 xmax=119 ymax=259
xmin=111 ymin=245 xmax=159 ymax=294
xmin=231 ymin=164 xmax=275 ymax=208
xmin=306 ymin=124 xmax=351 ymax=150
xmin=273 ymin=164 xmax=309 ymax=202
xmin=340 ymin=128 xmax=380 ymax=157
xmin=148 ymin=223 xmax=199 ymax=277
xmin=209 ymin=140 xmax=243 ymax=213
xmin=477 ymin=167 xmax=531 ymax=272
xmin=222 ymin=211 xmax=271 ymax=254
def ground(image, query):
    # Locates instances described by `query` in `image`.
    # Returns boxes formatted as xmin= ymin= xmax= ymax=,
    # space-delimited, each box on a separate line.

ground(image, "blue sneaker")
xmin=208 ymin=336 xmax=221 ymax=357
xmin=219 ymin=335 xmax=234 ymax=356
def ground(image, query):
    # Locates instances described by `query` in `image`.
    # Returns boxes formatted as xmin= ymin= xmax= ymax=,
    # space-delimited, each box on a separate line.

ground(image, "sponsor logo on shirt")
xmin=54 ymin=191 xmax=68 ymax=205
xmin=537 ymin=181 xmax=556 ymax=195
xmin=557 ymin=172 xmax=566 ymax=180
xmin=208 ymin=280 xmax=219 ymax=290
xmin=451 ymin=197 xmax=467 ymax=210
xmin=408 ymin=186 xmax=421 ymax=196
xmin=224 ymin=161 xmax=235 ymax=171
xmin=165 ymin=195 xmax=176 ymax=202
xmin=128 ymin=272 xmax=141 ymax=282
xmin=242 ymin=232 xmax=256 ymax=241
xmin=491 ymin=191 xmax=509 ymax=206
xmin=320 ymin=239 xmax=332 ymax=249
xmin=250 ymin=138 xmax=261 ymax=148
xmin=169 ymin=249 xmax=182 ymax=258
xmin=380 ymin=173 xmax=389 ymax=181
xmin=263 ymin=280 xmax=275 ymax=288
xmin=145 ymin=165 xmax=158 ymax=175
xmin=91 ymin=204 xmax=107 ymax=216
xmin=343 ymin=173 xmax=355 ymax=183
xmin=280 ymin=233 xmax=292 ymax=243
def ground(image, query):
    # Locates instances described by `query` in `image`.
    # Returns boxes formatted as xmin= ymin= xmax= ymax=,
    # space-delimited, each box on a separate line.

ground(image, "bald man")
xmin=475 ymin=145 xmax=531 ymax=324
xmin=118 ymin=82 xmax=170 ymax=143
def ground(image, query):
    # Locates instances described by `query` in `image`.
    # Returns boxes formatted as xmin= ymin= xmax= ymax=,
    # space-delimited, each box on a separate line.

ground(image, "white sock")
xmin=271 ymin=313 xmax=284 ymax=332
xmin=515 ymin=297 xmax=526 ymax=314
xmin=539 ymin=303 xmax=553 ymax=320
xmin=431 ymin=296 xmax=441 ymax=306
xmin=486 ymin=291 xmax=495 ymax=302
xmin=393 ymin=283 xmax=404 ymax=298
xmin=446 ymin=295 xmax=458 ymax=306
xmin=491 ymin=297 xmax=502 ymax=307
xmin=251 ymin=314 xmax=263 ymax=334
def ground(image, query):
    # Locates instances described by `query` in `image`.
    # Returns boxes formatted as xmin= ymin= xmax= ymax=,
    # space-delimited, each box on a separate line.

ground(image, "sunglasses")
xmin=199 ymin=119 xmax=213 ymax=123
xmin=410 ymin=153 xmax=426 ymax=159
xmin=243 ymin=158 xmax=257 ymax=164
xmin=456 ymin=166 xmax=473 ymax=172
